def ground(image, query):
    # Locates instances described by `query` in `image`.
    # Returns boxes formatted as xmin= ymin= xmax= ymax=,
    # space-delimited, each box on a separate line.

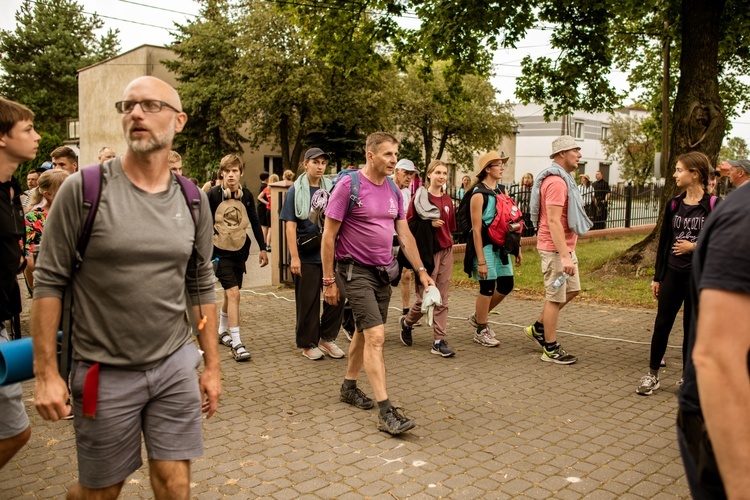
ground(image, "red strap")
xmin=82 ymin=362 xmax=100 ymax=419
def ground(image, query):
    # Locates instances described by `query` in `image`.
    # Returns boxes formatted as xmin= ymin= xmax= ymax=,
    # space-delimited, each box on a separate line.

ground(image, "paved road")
xmin=2 ymin=268 xmax=690 ymax=498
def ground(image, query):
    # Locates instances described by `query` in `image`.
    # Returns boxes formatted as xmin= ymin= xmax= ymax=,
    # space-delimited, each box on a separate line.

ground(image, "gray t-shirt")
xmin=34 ymin=158 xmax=216 ymax=370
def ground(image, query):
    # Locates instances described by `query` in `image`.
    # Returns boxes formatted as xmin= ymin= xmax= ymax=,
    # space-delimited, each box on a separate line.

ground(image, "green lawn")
xmin=451 ymin=234 xmax=656 ymax=308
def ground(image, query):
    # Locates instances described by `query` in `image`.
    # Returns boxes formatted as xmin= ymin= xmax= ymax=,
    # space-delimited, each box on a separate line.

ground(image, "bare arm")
xmin=694 ymin=289 xmax=750 ymax=497
xmin=546 ymin=204 xmax=575 ymax=275
xmin=470 ymin=193 xmax=487 ymax=279
xmin=286 ymin=220 xmax=301 ymax=276
xmin=321 ymin=218 xmax=342 ymax=306
xmin=193 ymin=303 xmax=221 ymax=419
xmin=395 ymin=219 xmax=435 ymax=289
xmin=32 ymin=296 xmax=70 ymax=421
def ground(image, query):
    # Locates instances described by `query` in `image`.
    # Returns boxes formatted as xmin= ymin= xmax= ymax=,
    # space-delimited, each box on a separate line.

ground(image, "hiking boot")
xmin=378 ymin=406 xmax=416 ymax=435
xmin=340 ymin=385 xmax=374 ymax=410
xmin=469 ymin=313 xmax=496 ymax=338
xmin=343 ymin=327 xmax=354 ymax=342
xmin=474 ymin=328 xmax=500 ymax=347
xmin=524 ymin=324 xmax=545 ymax=350
xmin=302 ymin=346 xmax=324 ymax=360
xmin=541 ymin=344 xmax=577 ymax=364
xmin=218 ymin=331 xmax=232 ymax=348
xmin=636 ymin=374 xmax=660 ymax=395
xmin=231 ymin=343 xmax=251 ymax=362
xmin=319 ymin=340 xmax=345 ymax=359
xmin=431 ymin=340 xmax=456 ymax=358
xmin=400 ymin=317 xmax=413 ymax=347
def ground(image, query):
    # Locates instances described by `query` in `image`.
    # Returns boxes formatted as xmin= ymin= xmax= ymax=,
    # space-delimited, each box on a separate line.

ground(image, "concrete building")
xmin=513 ymin=103 xmax=649 ymax=186
xmin=77 ymin=44 xmax=281 ymax=194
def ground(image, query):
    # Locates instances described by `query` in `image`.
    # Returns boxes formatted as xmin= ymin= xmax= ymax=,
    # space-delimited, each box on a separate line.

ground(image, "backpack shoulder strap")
xmin=709 ymin=195 xmax=718 ymax=211
xmin=76 ymin=164 xmax=104 ymax=266
xmin=174 ymin=174 xmax=202 ymax=237
xmin=346 ymin=170 xmax=361 ymax=214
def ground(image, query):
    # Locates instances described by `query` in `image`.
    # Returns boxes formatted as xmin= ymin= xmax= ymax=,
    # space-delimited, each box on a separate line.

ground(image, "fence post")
xmin=624 ymin=182 xmax=633 ymax=228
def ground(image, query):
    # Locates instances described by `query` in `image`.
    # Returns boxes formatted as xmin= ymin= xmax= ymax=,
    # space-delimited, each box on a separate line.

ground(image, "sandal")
xmin=219 ymin=332 xmax=232 ymax=347
xmin=231 ymin=343 xmax=251 ymax=362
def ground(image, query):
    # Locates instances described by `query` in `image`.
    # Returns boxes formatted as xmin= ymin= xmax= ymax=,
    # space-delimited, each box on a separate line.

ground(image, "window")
xmin=601 ymin=126 xmax=609 ymax=140
xmin=67 ymin=119 xmax=80 ymax=140
xmin=573 ymin=121 xmax=584 ymax=139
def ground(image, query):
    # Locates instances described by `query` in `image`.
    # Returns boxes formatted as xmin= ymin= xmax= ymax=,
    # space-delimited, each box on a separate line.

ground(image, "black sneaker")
xmin=340 ymin=385 xmax=374 ymax=410
xmin=541 ymin=343 xmax=577 ymax=365
xmin=400 ymin=317 xmax=413 ymax=347
xmin=524 ymin=324 xmax=545 ymax=350
xmin=378 ymin=406 xmax=415 ymax=435
xmin=431 ymin=340 xmax=455 ymax=357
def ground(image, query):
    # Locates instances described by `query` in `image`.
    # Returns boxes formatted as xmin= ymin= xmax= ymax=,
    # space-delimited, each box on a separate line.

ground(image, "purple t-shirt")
xmin=325 ymin=171 xmax=404 ymax=266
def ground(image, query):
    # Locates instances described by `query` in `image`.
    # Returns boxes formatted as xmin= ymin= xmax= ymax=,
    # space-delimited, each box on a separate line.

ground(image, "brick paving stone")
xmin=2 ymin=277 xmax=695 ymax=498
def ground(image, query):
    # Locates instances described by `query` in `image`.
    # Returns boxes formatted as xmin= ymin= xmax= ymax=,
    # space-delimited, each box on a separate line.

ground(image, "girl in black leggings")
xmin=637 ymin=151 xmax=717 ymax=395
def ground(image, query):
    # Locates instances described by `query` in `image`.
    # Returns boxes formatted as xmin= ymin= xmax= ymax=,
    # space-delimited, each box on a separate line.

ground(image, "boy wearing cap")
xmin=280 ymin=147 xmax=346 ymax=360
xmin=208 ymin=153 xmax=268 ymax=361
xmin=0 ymin=96 xmax=37 ymax=470
xmin=525 ymin=135 xmax=592 ymax=364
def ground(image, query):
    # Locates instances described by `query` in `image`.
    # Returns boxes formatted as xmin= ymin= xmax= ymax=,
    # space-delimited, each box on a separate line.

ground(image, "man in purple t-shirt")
xmin=322 ymin=132 xmax=434 ymax=436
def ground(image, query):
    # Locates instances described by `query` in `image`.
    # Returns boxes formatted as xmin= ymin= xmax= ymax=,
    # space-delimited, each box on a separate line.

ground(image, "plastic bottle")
xmin=551 ymin=272 xmax=570 ymax=291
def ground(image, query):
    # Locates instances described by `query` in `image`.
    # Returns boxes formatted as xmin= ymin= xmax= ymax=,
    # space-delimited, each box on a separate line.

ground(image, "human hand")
xmin=431 ymin=219 xmax=445 ymax=228
xmin=290 ymin=256 xmax=301 ymax=275
xmin=651 ymin=281 xmax=660 ymax=300
xmin=672 ymin=239 xmax=695 ymax=256
xmin=323 ymin=282 xmax=340 ymax=306
xmin=561 ymin=255 xmax=576 ymax=276
xmin=259 ymin=250 xmax=269 ymax=268
xmin=199 ymin=366 xmax=221 ymax=419
xmin=34 ymin=373 xmax=71 ymax=421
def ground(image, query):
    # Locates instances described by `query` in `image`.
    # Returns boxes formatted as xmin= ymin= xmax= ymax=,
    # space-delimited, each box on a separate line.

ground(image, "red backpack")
xmin=486 ymin=192 xmax=524 ymax=256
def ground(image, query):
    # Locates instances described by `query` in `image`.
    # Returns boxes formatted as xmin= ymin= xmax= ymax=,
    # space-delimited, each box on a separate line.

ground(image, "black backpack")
xmin=455 ymin=184 xmax=501 ymax=240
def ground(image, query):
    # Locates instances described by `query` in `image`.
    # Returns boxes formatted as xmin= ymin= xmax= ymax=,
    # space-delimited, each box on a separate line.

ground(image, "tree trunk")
xmin=422 ymin=125 xmax=433 ymax=169
xmin=435 ymin=129 xmax=450 ymax=161
xmin=607 ymin=0 xmax=726 ymax=272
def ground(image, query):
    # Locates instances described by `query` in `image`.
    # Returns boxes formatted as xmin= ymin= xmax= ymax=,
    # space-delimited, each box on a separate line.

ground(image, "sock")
xmin=378 ymin=398 xmax=393 ymax=417
xmin=434 ymin=340 xmax=441 ymax=347
xmin=649 ymin=368 xmax=659 ymax=378
xmin=402 ymin=308 xmax=409 ymax=316
xmin=229 ymin=326 xmax=241 ymax=348
xmin=219 ymin=311 xmax=228 ymax=334
xmin=545 ymin=341 xmax=558 ymax=351
xmin=476 ymin=323 xmax=488 ymax=334
xmin=342 ymin=379 xmax=357 ymax=390
xmin=534 ymin=321 xmax=545 ymax=333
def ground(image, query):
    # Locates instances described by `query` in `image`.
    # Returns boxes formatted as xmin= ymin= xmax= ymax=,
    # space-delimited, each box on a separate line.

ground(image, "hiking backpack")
xmin=669 ymin=195 xmax=718 ymax=213
xmin=319 ymin=169 xmax=402 ymax=219
xmin=59 ymin=164 xmax=203 ymax=380
xmin=486 ymin=191 xmax=524 ymax=256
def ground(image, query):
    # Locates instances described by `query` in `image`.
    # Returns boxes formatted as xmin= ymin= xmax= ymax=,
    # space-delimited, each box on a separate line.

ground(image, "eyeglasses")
xmin=115 ymin=100 xmax=181 ymax=114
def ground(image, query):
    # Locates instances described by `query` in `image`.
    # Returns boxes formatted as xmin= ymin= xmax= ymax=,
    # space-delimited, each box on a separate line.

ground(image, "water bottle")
xmin=551 ymin=272 xmax=569 ymax=291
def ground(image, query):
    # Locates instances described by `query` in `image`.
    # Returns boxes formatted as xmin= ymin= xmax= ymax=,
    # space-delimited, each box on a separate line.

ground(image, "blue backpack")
xmin=329 ymin=168 xmax=402 ymax=214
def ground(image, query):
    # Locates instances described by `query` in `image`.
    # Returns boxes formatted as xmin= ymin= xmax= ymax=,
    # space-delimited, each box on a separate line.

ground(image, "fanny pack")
xmin=339 ymin=256 xmax=400 ymax=286
xmin=297 ymin=230 xmax=321 ymax=252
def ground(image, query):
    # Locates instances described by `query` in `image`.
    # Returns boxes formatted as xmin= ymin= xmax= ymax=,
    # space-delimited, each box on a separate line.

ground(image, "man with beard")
xmin=32 ymin=76 xmax=221 ymax=499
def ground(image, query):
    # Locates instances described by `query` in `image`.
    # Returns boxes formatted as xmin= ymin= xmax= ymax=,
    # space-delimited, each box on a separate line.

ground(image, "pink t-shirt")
xmin=325 ymin=172 xmax=404 ymax=266
xmin=536 ymin=175 xmax=577 ymax=253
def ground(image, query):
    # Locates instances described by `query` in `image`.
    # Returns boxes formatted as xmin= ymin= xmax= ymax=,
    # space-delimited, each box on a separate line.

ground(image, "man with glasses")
xmin=32 ymin=76 xmax=221 ymax=499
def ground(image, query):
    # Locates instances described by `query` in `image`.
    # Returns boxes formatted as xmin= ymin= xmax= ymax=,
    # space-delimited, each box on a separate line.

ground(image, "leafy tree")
xmin=166 ymin=0 xmax=246 ymax=179
xmin=719 ymin=136 xmax=749 ymax=161
xmin=388 ymin=62 xmax=516 ymax=170
xmin=600 ymin=113 xmax=659 ymax=185
xmin=0 ymin=0 xmax=119 ymax=138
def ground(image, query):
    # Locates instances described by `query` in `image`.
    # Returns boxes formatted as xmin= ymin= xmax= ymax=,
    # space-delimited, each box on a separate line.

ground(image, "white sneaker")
xmin=473 ymin=328 xmax=500 ymax=347
xmin=319 ymin=340 xmax=345 ymax=359
xmin=302 ymin=346 xmax=324 ymax=360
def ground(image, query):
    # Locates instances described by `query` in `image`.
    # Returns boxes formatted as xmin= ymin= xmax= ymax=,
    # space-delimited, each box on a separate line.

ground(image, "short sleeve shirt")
xmin=325 ymin=172 xmax=404 ymax=266
xmin=680 ymin=185 xmax=750 ymax=413
xmin=536 ymin=175 xmax=577 ymax=253
xmin=280 ymin=184 xmax=322 ymax=264
xmin=406 ymin=192 xmax=456 ymax=250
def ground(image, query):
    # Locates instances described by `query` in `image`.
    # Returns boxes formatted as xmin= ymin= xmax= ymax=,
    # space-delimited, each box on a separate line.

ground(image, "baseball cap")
xmin=304 ymin=148 xmax=330 ymax=160
xmin=35 ymin=161 xmax=53 ymax=174
xmin=727 ymin=159 xmax=750 ymax=175
xmin=395 ymin=159 xmax=416 ymax=172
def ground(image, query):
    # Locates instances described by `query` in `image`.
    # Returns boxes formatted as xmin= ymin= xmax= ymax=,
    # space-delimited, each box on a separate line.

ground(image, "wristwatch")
xmin=417 ymin=267 xmax=427 ymax=273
